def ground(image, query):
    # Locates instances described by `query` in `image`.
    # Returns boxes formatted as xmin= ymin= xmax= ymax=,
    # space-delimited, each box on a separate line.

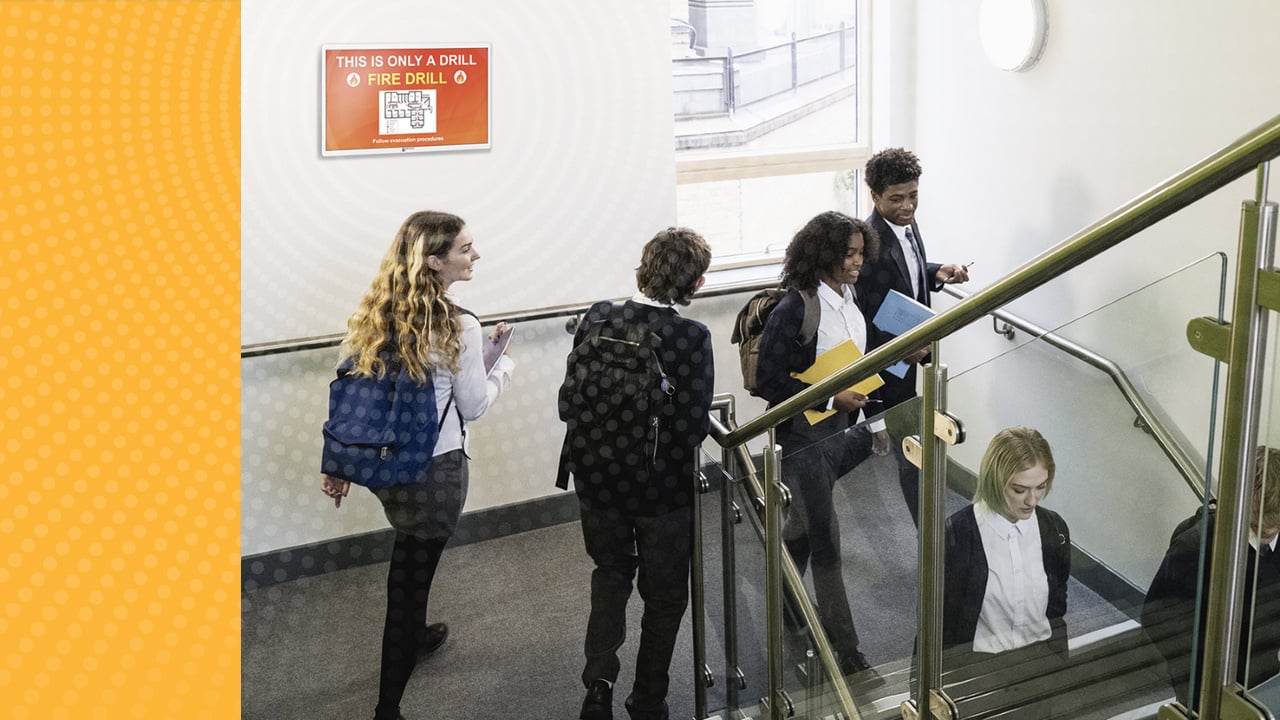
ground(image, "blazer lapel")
xmin=872 ymin=212 xmax=913 ymax=296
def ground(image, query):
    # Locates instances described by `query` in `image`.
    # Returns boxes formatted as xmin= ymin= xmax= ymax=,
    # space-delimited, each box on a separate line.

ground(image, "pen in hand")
xmin=945 ymin=260 xmax=975 ymax=282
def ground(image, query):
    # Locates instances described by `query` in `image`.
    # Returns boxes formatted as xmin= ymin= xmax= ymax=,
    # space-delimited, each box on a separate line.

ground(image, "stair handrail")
xmin=938 ymin=283 xmax=1210 ymax=500
xmin=720 ymin=112 xmax=1280 ymax=450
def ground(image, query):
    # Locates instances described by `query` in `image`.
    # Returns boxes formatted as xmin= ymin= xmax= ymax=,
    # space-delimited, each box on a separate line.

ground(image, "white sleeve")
xmin=451 ymin=314 xmax=514 ymax=422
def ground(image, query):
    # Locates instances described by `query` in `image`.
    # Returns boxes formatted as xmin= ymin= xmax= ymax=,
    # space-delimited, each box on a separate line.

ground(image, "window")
xmin=670 ymin=0 xmax=871 ymax=265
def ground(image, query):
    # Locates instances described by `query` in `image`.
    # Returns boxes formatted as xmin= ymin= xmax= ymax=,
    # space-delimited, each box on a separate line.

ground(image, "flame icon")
xmin=453 ymin=70 xmax=467 ymax=84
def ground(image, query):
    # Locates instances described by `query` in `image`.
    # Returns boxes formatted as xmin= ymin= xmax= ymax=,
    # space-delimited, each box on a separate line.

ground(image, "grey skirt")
xmin=372 ymin=449 xmax=469 ymax=540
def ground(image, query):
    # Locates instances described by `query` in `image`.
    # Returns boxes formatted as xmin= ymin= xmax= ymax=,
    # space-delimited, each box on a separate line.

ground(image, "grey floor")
xmin=242 ymin=452 xmax=1153 ymax=720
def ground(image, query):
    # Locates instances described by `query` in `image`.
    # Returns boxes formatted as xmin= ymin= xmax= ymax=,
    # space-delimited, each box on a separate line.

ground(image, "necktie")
xmin=904 ymin=227 xmax=925 ymax=297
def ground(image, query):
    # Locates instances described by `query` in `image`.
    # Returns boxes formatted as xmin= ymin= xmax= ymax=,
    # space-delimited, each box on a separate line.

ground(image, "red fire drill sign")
xmin=322 ymin=44 xmax=490 ymax=155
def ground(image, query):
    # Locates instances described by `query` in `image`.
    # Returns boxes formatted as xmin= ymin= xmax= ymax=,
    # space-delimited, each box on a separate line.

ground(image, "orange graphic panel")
xmin=323 ymin=44 xmax=491 ymax=155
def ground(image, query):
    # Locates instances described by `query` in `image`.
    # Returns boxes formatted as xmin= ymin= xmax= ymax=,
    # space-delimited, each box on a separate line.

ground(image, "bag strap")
xmin=795 ymin=288 xmax=821 ymax=345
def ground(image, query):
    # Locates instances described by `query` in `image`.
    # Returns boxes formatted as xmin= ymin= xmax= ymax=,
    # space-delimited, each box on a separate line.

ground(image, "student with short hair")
xmin=557 ymin=227 xmax=715 ymax=720
xmin=1142 ymin=446 xmax=1280 ymax=708
xmin=942 ymin=427 xmax=1070 ymax=658
xmin=858 ymin=148 xmax=970 ymax=526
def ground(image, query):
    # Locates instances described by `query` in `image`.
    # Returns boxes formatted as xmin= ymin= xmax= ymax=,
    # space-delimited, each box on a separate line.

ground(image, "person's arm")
xmin=1046 ymin=512 xmax=1071 ymax=657
xmin=452 ymin=313 xmax=514 ymax=422
xmin=754 ymin=294 xmax=814 ymax=406
xmin=675 ymin=322 xmax=715 ymax=447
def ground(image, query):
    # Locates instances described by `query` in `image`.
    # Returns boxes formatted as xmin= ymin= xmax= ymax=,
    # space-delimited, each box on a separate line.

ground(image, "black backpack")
xmin=555 ymin=303 xmax=672 ymax=489
xmin=730 ymin=287 xmax=819 ymax=396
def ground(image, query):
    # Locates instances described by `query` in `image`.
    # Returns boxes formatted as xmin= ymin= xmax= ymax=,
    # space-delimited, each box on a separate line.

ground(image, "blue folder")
xmin=872 ymin=289 xmax=935 ymax=378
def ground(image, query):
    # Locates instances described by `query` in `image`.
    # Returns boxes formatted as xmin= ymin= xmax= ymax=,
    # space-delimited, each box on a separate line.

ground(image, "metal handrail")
xmin=939 ymin=284 xmax=1208 ymax=500
xmin=707 ymin=414 xmax=862 ymax=718
xmin=721 ymin=112 xmax=1280 ymax=449
xmin=239 ymin=277 xmax=781 ymax=358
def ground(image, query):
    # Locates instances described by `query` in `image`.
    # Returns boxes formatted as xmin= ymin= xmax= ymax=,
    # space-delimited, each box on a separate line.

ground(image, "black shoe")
xmin=415 ymin=622 xmax=448 ymax=662
xmin=841 ymin=652 xmax=886 ymax=689
xmin=580 ymin=679 xmax=613 ymax=720
xmin=371 ymin=705 xmax=407 ymax=720
xmin=623 ymin=695 xmax=668 ymax=720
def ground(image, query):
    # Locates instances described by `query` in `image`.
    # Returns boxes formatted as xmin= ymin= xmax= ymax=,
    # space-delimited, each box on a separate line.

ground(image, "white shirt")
xmin=816 ymin=281 xmax=867 ymax=357
xmin=884 ymin=221 xmax=923 ymax=298
xmin=431 ymin=312 xmax=514 ymax=456
xmin=815 ymin=282 xmax=883 ymax=430
xmin=972 ymin=501 xmax=1052 ymax=653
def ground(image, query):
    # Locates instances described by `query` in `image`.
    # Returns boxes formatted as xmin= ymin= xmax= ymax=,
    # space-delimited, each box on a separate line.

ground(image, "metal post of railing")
xmin=838 ymin=21 xmax=846 ymax=69
xmin=691 ymin=457 xmax=711 ymax=720
xmin=763 ymin=430 xmax=793 ymax=720
xmin=725 ymin=49 xmax=736 ymax=115
xmin=916 ymin=348 xmax=952 ymax=719
xmin=789 ymin=33 xmax=798 ymax=91
xmin=1197 ymin=169 xmax=1277 ymax=720
xmin=715 ymin=399 xmax=743 ymax=714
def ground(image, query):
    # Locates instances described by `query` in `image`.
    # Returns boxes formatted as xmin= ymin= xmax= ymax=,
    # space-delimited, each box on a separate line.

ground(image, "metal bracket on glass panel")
xmin=1256 ymin=267 xmax=1280 ymax=311
xmin=1187 ymin=316 xmax=1232 ymax=364
xmin=1220 ymin=686 xmax=1272 ymax=720
xmin=697 ymin=470 xmax=711 ymax=494
xmin=902 ymin=412 xmax=965 ymax=469
xmin=758 ymin=691 xmax=795 ymax=719
xmin=1155 ymin=701 xmax=1192 ymax=720
xmin=730 ymin=500 xmax=743 ymax=524
xmin=898 ymin=690 xmax=959 ymax=720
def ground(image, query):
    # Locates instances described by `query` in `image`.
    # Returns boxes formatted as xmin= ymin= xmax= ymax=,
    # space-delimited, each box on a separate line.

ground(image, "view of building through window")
xmin=669 ymin=0 xmax=866 ymax=262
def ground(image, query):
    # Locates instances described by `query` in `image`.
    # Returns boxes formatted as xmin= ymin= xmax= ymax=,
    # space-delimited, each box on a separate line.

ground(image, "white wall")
xmin=243 ymin=0 xmax=1280 ymax=574
xmin=242 ymin=0 xmax=676 ymax=346
xmin=241 ymin=0 xmax=678 ymax=555
xmin=900 ymin=0 xmax=1280 ymax=587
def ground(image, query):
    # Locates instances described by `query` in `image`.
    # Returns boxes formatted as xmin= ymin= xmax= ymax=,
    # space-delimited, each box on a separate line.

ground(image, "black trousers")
xmin=579 ymin=501 xmax=692 ymax=718
xmin=373 ymin=531 xmax=447 ymax=720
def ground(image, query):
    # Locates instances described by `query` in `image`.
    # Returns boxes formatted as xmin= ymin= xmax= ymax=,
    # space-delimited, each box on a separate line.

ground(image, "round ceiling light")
xmin=978 ymin=0 xmax=1048 ymax=72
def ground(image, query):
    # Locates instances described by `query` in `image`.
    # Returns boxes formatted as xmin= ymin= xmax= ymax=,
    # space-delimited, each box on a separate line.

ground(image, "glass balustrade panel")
xmin=933 ymin=253 xmax=1227 ymax=719
xmin=1241 ymin=311 xmax=1280 ymax=714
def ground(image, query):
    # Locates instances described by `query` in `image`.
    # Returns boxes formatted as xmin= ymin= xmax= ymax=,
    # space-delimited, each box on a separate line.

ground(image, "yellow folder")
xmin=790 ymin=339 xmax=884 ymax=425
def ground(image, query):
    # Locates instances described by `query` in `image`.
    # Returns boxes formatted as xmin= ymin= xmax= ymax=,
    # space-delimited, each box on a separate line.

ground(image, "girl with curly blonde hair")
xmin=322 ymin=210 xmax=515 ymax=720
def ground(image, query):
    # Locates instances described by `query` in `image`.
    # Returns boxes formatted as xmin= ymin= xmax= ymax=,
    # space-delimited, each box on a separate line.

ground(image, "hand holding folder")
xmin=790 ymin=339 xmax=884 ymax=425
xmin=872 ymin=289 xmax=935 ymax=378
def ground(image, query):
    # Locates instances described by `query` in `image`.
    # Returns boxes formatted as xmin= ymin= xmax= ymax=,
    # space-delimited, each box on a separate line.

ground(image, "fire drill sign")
xmin=321 ymin=44 xmax=490 ymax=156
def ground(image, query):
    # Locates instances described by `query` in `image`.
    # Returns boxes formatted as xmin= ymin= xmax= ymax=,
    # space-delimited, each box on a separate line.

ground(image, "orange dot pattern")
xmin=0 ymin=2 xmax=240 ymax=717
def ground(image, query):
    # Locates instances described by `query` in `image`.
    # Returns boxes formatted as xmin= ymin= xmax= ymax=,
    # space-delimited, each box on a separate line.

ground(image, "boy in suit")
xmin=1141 ymin=447 xmax=1280 ymax=709
xmin=856 ymin=147 xmax=970 ymax=525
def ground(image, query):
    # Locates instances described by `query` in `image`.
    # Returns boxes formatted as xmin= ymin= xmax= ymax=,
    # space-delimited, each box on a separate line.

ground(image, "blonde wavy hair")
xmin=337 ymin=210 xmax=467 ymax=384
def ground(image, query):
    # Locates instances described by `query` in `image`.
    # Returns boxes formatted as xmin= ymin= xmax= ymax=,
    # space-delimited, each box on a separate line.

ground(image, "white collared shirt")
xmin=815 ymin=281 xmax=866 ymax=357
xmin=814 ymin=282 xmax=883 ymax=430
xmin=972 ymin=501 xmax=1052 ymax=653
xmin=884 ymin=221 xmax=923 ymax=297
xmin=631 ymin=290 xmax=677 ymax=310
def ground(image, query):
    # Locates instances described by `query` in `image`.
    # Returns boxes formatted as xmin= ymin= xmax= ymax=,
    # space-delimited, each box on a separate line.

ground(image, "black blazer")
xmin=1141 ymin=509 xmax=1280 ymax=706
xmin=942 ymin=504 xmax=1071 ymax=655
xmin=754 ymin=287 xmax=878 ymax=443
xmin=856 ymin=210 xmax=943 ymax=410
xmin=556 ymin=299 xmax=714 ymax=517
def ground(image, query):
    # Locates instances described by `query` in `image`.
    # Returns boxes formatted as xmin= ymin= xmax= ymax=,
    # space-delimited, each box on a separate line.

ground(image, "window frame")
xmin=673 ymin=0 xmax=873 ymax=270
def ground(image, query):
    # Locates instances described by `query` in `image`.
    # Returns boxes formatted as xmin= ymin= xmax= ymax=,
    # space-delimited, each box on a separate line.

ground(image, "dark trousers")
xmin=579 ymin=502 xmax=692 ymax=717
xmin=780 ymin=421 xmax=872 ymax=662
xmin=374 ymin=532 xmax=448 ymax=720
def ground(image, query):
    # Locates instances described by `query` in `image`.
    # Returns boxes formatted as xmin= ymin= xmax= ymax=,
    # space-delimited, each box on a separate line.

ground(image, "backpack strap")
xmin=796 ymin=288 xmax=820 ymax=345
